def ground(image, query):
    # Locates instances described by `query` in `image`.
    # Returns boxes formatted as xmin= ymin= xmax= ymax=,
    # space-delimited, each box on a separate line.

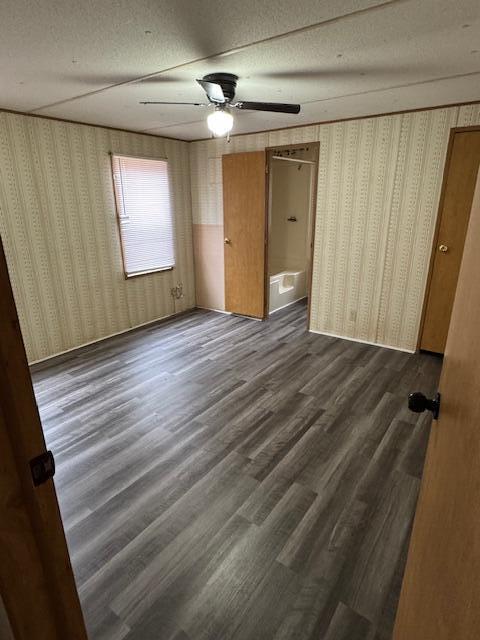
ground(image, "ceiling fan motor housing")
xmin=202 ymin=72 xmax=238 ymax=103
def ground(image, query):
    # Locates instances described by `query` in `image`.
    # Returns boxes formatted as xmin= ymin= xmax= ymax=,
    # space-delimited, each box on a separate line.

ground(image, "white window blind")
xmin=111 ymin=154 xmax=175 ymax=277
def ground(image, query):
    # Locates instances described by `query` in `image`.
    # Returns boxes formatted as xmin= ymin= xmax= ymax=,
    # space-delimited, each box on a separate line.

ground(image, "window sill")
xmin=125 ymin=266 xmax=174 ymax=279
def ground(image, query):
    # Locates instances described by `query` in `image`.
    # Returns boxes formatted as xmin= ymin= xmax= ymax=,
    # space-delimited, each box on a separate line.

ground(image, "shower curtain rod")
xmin=271 ymin=155 xmax=316 ymax=165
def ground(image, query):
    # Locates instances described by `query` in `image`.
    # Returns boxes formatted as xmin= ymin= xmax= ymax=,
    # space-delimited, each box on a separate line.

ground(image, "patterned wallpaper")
xmin=0 ymin=112 xmax=195 ymax=362
xmin=190 ymin=104 xmax=480 ymax=352
xmin=1 ymin=103 xmax=479 ymax=362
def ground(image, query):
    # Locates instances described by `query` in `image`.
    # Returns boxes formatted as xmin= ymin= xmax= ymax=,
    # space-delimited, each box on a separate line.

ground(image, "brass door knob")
xmin=438 ymin=244 xmax=449 ymax=253
xmin=224 ymin=238 xmax=231 ymax=245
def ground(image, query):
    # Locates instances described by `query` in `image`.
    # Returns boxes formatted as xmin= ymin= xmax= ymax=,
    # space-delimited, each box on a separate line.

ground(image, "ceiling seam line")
xmin=29 ymin=0 xmax=407 ymax=113
xmin=138 ymin=71 xmax=480 ymax=133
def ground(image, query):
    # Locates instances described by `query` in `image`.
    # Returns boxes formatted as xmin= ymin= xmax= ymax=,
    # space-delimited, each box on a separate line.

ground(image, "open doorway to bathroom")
xmin=266 ymin=142 xmax=319 ymax=324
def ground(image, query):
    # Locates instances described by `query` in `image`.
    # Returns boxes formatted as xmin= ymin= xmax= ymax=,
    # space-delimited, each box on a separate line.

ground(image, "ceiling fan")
xmin=140 ymin=72 xmax=301 ymax=137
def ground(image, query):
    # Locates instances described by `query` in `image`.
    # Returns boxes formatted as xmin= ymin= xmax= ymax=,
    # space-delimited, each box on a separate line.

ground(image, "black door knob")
xmin=408 ymin=392 xmax=440 ymax=419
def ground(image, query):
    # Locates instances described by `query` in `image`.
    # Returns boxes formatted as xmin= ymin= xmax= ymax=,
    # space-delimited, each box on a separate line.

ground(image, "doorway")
xmin=266 ymin=143 xmax=319 ymax=323
xmin=222 ymin=144 xmax=319 ymax=323
xmin=419 ymin=127 xmax=480 ymax=353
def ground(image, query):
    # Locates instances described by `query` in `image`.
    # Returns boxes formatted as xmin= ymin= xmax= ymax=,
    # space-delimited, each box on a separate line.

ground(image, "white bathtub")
xmin=269 ymin=270 xmax=307 ymax=313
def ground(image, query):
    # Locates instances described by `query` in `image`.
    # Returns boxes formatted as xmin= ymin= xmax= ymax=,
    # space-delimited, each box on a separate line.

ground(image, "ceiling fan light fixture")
xmin=207 ymin=107 xmax=234 ymax=137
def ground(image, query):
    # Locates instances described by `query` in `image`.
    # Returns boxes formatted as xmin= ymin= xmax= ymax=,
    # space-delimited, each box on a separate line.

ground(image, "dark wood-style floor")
xmin=32 ymin=302 xmax=442 ymax=640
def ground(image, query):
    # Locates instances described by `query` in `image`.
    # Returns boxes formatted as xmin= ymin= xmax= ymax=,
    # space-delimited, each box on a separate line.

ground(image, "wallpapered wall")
xmin=2 ymin=104 xmax=480 ymax=362
xmin=0 ymin=112 xmax=195 ymax=362
xmin=190 ymin=103 xmax=480 ymax=352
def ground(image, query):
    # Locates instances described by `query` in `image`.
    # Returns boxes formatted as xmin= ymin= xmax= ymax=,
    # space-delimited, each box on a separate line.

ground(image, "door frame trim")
xmin=416 ymin=125 xmax=480 ymax=351
xmin=264 ymin=141 xmax=320 ymax=327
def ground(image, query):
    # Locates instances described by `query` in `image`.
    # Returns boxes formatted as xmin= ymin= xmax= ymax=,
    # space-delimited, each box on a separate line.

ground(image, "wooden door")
xmin=0 ymin=238 xmax=88 ymax=640
xmin=223 ymin=151 xmax=266 ymax=318
xmin=393 ymin=168 xmax=480 ymax=639
xmin=420 ymin=129 xmax=480 ymax=353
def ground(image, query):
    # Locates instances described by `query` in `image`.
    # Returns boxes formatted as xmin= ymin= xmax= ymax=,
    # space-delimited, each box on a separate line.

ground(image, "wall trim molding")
xmin=29 ymin=307 xmax=195 ymax=369
xmin=4 ymin=100 xmax=480 ymax=145
xmin=0 ymin=107 xmax=186 ymax=143
xmin=308 ymin=327 xmax=416 ymax=354
xmin=191 ymin=99 xmax=480 ymax=142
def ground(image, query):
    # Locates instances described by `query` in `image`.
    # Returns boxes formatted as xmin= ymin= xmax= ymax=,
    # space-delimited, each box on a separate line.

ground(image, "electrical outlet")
xmin=171 ymin=283 xmax=184 ymax=300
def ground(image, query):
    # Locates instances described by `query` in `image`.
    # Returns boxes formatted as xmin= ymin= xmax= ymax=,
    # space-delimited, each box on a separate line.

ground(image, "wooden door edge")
xmin=222 ymin=154 xmax=228 ymax=315
xmin=259 ymin=149 xmax=268 ymax=321
xmin=264 ymin=150 xmax=271 ymax=320
xmin=306 ymin=144 xmax=320 ymax=331
xmin=0 ymin=404 xmax=59 ymax=640
xmin=393 ymin=165 xmax=480 ymax=640
xmin=0 ymin=237 xmax=88 ymax=639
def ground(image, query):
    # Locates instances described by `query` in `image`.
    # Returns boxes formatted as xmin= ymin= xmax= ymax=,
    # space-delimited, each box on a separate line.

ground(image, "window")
xmin=111 ymin=154 xmax=175 ymax=277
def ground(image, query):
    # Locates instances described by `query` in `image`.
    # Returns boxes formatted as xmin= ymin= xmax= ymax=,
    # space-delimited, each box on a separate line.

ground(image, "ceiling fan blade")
xmin=136 ymin=75 xmax=184 ymax=84
xmin=235 ymin=101 xmax=301 ymax=114
xmin=140 ymin=101 xmax=207 ymax=106
xmin=196 ymin=79 xmax=226 ymax=103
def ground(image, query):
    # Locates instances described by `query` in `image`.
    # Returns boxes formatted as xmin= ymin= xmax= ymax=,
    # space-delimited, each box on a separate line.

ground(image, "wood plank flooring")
xmin=31 ymin=302 xmax=442 ymax=640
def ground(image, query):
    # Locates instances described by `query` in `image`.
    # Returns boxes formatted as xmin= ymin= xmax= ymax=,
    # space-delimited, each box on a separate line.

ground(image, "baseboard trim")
xmin=197 ymin=306 xmax=265 ymax=321
xmin=196 ymin=306 xmax=232 ymax=315
xmin=29 ymin=307 xmax=196 ymax=369
xmin=29 ymin=306 xmax=414 ymax=370
xmin=308 ymin=328 xmax=415 ymax=354
xmin=269 ymin=296 xmax=307 ymax=315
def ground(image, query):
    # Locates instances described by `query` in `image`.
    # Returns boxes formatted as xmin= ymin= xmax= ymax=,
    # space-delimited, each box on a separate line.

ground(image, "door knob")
xmin=408 ymin=392 xmax=441 ymax=419
xmin=224 ymin=238 xmax=231 ymax=245
xmin=438 ymin=244 xmax=449 ymax=253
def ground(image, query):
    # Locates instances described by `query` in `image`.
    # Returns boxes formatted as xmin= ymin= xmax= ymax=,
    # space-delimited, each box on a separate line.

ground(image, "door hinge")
xmin=30 ymin=450 xmax=55 ymax=486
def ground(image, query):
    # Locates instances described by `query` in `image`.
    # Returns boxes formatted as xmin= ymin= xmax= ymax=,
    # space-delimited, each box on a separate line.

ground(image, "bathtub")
xmin=269 ymin=270 xmax=307 ymax=313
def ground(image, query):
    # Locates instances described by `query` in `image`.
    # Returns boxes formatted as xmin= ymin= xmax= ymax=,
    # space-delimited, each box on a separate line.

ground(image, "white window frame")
xmin=110 ymin=153 xmax=176 ymax=278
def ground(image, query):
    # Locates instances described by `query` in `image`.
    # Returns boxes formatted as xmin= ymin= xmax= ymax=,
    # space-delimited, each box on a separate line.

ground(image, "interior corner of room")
xmin=191 ymin=108 xmax=480 ymax=354
xmin=1 ymin=2 xmax=480 ymax=639
xmin=0 ymin=112 xmax=197 ymax=364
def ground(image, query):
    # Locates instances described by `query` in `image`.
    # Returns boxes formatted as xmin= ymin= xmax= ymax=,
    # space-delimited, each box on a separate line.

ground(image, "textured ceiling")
xmin=1 ymin=0 xmax=479 ymax=140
